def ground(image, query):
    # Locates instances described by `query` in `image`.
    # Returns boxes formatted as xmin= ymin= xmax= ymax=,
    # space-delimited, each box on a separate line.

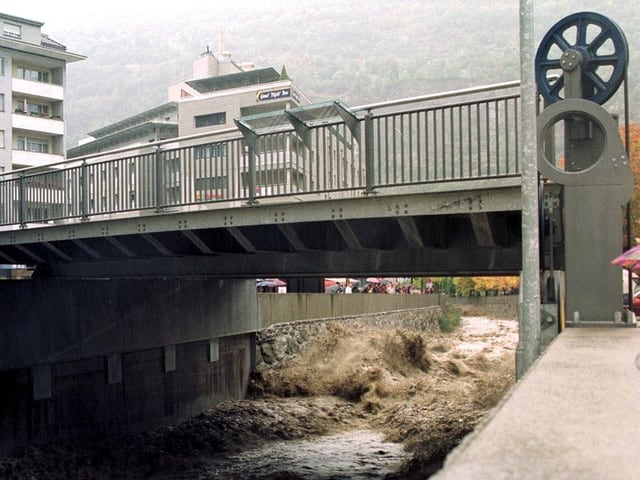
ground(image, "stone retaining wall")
xmin=256 ymin=306 xmax=442 ymax=370
xmin=447 ymin=295 xmax=518 ymax=319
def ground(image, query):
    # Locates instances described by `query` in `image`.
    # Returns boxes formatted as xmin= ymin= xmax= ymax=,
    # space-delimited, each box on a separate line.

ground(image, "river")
xmin=196 ymin=429 xmax=411 ymax=479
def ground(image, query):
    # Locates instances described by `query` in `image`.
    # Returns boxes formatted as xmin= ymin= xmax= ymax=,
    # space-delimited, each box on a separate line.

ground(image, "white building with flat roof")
xmin=68 ymin=44 xmax=309 ymax=159
xmin=0 ymin=12 xmax=85 ymax=172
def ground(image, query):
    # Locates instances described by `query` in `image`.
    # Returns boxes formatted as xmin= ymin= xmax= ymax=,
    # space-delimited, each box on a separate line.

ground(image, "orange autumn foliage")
xmin=472 ymin=276 xmax=520 ymax=294
xmin=621 ymin=124 xmax=640 ymax=245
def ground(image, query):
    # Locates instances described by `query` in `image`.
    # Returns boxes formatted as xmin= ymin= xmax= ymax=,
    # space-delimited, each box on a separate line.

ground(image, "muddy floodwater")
xmin=199 ymin=430 xmax=411 ymax=479
xmin=0 ymin=313 xmax=518 ymax=480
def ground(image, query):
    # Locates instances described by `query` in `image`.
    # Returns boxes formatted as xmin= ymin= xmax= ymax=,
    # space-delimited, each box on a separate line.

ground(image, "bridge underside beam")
xmin=33 ymin=218 xmax=522 ymax=278
xmin=0 ymin=185 xmax=524 ymax=279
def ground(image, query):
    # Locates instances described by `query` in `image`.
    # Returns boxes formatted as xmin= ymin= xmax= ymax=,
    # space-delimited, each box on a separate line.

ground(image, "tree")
xmin=453 ymin=277 xmax=475 ymax=296
xmin=473 ymin=276 xmax=520 ymax=295
xmin=622 ymin=123 xmax=640 ymax=244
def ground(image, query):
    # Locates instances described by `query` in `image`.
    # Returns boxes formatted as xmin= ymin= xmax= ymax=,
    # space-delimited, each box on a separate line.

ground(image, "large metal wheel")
xmin=535 ymin=11 xmax=628 ymax=105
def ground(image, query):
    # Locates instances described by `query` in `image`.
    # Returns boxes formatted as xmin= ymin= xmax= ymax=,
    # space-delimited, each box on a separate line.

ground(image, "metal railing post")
xmin=364 ymin=111 xmax=376 ymax=195
xmin=81 ymin=160 xmax=89 ymax=221
xmin=18 ymin=172 xmax=26 ymax=228
xmin=247 ymin=145 xmax=257 ymax=204
xmin=155 ymin=146 xmax=165 ymax=212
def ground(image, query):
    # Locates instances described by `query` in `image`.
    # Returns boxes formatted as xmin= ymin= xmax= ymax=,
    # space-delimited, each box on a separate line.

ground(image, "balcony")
xmin=13 ymin=112 xmax=64 ymax=135
xmin=11 ymin=78 xmax=64 ymax=101
xmin=11 ymin=150 xmax=64 ymax=169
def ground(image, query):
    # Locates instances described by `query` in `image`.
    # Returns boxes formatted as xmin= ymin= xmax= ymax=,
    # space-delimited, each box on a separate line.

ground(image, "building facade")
xmin=68 ymin=45 xmax=309 ymax=158
xmin=1 ymin=28 xmax=361 ymax=224
xmin=0 ymin=13 xmax=84 ymax=172
xmin=65 ymin=44 xmax=320 ymax=211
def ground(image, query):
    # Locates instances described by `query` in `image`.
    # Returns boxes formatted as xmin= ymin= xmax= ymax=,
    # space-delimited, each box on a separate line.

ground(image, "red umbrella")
xmin=611 ymin=245 xmax=640 ymax=272
xmin=256 ymin=278 xmax=287 ymax=287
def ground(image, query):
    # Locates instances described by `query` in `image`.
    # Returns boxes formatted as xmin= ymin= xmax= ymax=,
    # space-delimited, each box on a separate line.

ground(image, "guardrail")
xmin=0 ymin=81 xmax=522 ymax=228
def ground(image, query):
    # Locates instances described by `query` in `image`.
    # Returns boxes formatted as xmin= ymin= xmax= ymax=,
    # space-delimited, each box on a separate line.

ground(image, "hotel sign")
xmin=257 ymin=88 xmax=291 ymax=102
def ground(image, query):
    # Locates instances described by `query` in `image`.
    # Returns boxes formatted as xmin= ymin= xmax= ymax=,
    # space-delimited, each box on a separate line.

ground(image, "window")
xmin=195 ymin=175 xmax=228 ymax=201
xmin=3 ymin=23 xmax=21 ymax=39
xmin=195 ymin=176 xmax=228 ymax=190
xmin=0 ymin=94 xmax=4 ymax=112
xmin=17 ymin=136 xmax=48 ymax=153
xmin=0 ymin=130 xmax=4 ymax=149
xmin=17 ymin=67 xmax=49 ymax=83
xmin=0 ymin=57 xmax=5 ymax=76
xmin=195 ymin=112 xmax=226 ymax=128
xmin=195 ymin=143 xmax=227 ymax=159
xmin=25 ymin=102 xmax=48 ymax=116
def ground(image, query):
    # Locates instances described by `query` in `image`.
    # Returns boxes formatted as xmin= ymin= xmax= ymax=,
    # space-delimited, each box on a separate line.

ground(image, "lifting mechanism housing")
xmin=534 ymin=11 xmax=634 ymax=337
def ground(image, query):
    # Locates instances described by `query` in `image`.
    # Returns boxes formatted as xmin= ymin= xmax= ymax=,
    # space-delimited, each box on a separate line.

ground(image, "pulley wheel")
xmin=535 ymin=11 xmax=628 ymax=105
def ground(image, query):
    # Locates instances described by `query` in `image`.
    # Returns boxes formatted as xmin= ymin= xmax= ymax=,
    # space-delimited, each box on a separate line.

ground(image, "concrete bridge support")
xmin=0 ymin=277 xmax=258 ymax=454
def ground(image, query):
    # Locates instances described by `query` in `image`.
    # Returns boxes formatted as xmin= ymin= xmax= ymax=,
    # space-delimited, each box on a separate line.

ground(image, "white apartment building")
xmin=0 ymin=13 xmax=84 ymax=172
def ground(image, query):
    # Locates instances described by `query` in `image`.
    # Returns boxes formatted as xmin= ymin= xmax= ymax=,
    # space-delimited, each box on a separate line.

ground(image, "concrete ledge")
xmin=433 ymin=327 xmax=640 ymax=479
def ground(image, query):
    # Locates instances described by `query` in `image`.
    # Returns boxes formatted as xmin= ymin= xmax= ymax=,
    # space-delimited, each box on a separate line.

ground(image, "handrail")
xmin=353 ymin=80 xmax=521 ymax=112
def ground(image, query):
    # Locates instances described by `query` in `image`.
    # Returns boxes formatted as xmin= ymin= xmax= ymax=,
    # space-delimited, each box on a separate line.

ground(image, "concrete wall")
xmin=0 ymin=278 xmax=257 ymax=454
xmin=258 ymin=292 xmax=441 ymax=327
xmin=258 ymin=292 xmax=518 ymax=327
xmin=0 ymin=334 xmax=252 ymax=452
xmin=1 ymin=278 xmax=257 ymax=369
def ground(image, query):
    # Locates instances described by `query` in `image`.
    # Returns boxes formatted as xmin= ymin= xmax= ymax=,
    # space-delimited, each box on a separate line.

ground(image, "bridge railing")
xmin=0 ymin=81 xmax=522 ymax=228
xmin=366 ymin=93 xmax=520 ymax=187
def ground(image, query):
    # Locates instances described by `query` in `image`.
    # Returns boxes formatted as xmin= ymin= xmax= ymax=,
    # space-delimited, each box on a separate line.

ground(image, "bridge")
xmin=0 ymin=80 xmax=536 ymax=452
xmin=0 ymin=81 xmax=524 ymax=280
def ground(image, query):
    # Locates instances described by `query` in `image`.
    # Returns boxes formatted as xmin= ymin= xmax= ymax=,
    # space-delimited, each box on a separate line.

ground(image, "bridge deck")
xmin=433 ymin=326 xmax=640 ymax=479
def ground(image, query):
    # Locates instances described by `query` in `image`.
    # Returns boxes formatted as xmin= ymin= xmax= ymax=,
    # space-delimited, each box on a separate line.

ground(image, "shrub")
xmin=438 ymin=304 xmax=462 ymax=333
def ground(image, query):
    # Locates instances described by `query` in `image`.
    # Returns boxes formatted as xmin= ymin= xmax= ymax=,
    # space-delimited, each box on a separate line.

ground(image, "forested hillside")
xmin=53 ymin=0 xmax=639 ymax=149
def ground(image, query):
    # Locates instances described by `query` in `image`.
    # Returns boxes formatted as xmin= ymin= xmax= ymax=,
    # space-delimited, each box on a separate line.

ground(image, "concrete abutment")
xmin=0 ymin=277 xmax=257 ymax=454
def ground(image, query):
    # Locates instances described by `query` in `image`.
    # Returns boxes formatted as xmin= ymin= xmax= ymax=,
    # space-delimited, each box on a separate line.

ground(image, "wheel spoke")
xmin=576 ymin=18 xmax=588 ymax=46
xmin=551 ymin=32 xmax=572 ymax=52
xmin=538 ymin=59 xmax=562 ymax=69
xmin=587 ymin=29 xmax=612 ymax=53
xmin=589 ymin=54 xmax=621 ymax=67
xmin=584 ymin=70 xmax=607 ymax=92
xmin=549 ymin=76 xmax=564 ymax=97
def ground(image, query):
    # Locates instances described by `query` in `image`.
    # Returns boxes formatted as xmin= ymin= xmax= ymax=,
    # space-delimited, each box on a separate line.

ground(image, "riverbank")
xmin=0 ymin=306 xmax=518 ymax=479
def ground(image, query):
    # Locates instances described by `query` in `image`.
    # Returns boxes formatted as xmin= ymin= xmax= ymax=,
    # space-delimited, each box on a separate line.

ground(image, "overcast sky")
xmin=3 ymin=0 xmax=292 ymax=32
xmin=4 ymin=1 xmax=635 ymax=43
